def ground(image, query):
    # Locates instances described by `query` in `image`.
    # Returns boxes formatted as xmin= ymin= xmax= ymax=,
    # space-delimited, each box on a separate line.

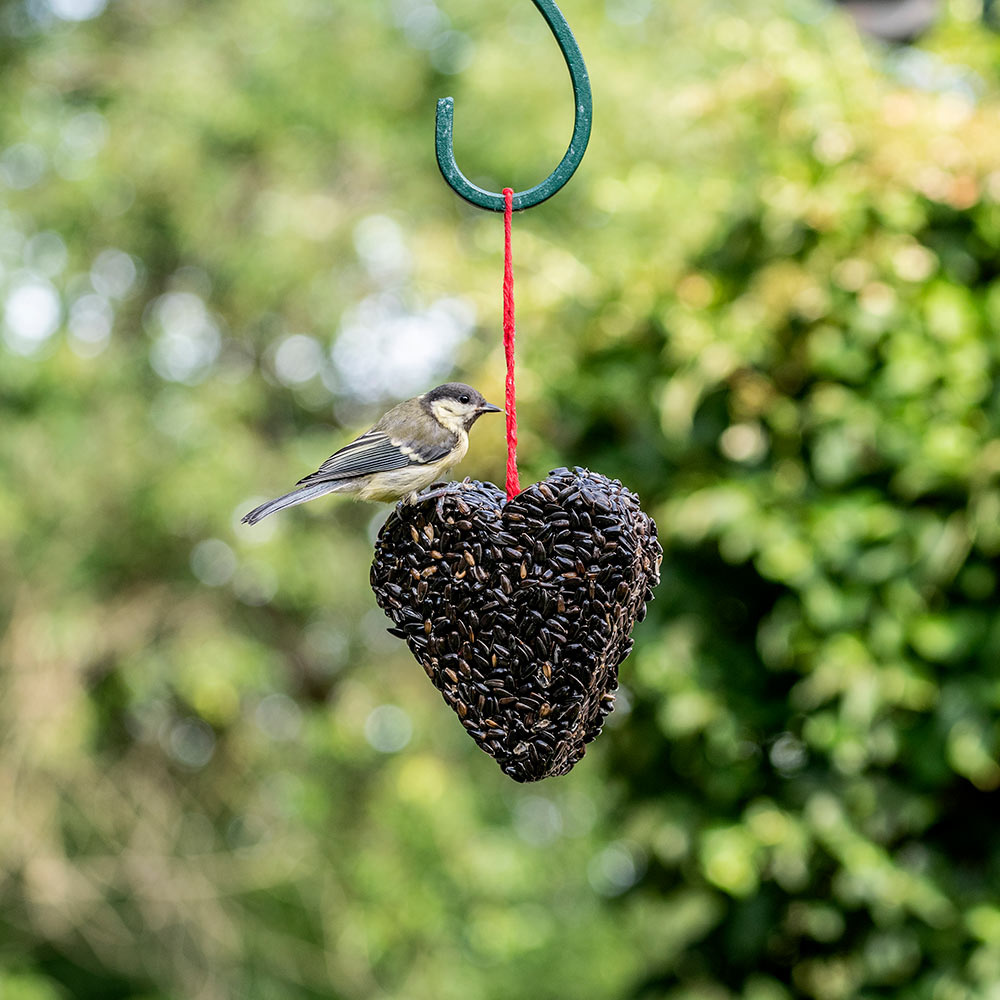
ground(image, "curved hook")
xmin=435 ymin=0 xmax=592 ymax=212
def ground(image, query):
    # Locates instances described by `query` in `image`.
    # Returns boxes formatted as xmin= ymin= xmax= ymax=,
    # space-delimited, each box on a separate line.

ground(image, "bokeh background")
xmin=3 ymin=0 xmax=1000 ymax=997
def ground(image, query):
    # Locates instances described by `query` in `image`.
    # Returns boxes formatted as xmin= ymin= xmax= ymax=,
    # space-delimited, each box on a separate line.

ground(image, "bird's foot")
xmin=408 ymin=481 xmax=475 ymax=518
xmin=412 ymin=485 xmax=452 ymax=504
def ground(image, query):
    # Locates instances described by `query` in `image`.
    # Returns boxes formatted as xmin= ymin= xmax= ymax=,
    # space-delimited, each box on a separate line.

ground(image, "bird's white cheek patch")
xmin=428 ymin=400 xmax=467 ymax=435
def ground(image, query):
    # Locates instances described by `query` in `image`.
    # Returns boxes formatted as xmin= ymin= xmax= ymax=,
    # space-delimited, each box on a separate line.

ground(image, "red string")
xmin=502 ymin=188 xmax=520 ymax=499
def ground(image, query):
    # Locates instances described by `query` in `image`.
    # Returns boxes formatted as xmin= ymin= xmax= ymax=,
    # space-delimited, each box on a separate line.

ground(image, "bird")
xmin=241 ymin=382 xmax=501 ymax=525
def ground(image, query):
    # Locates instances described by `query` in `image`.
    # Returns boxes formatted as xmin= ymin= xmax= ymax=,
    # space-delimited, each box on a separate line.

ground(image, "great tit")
xmin=241 ymin=382 xmax=501 ymax=525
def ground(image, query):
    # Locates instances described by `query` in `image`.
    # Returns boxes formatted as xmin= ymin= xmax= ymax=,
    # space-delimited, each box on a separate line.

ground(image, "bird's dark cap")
xmin=423 ymin=383 xmax=488 ymax=407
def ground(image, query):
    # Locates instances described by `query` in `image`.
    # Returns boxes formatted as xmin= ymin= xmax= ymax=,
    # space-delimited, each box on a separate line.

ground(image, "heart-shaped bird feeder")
xmin=371 ymin=467 xmax=661 ymax=781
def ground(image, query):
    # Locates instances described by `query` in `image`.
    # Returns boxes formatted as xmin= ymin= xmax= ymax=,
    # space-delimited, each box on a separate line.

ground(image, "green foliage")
xmin=2 ymin=0 xmax=1000 ymax=998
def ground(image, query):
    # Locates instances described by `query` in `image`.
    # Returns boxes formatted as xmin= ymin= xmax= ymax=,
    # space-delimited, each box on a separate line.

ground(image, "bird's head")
xmin=423 ymin=383 xmax=501 ymax=433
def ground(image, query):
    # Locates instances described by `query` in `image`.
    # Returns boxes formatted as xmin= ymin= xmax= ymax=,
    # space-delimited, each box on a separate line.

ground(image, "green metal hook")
xmin=435 ymin=0 xmax=592 ymax=212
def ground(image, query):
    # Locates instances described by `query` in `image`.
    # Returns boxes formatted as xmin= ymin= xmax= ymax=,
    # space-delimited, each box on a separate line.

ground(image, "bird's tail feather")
xmin=241 ymin=481 xmax=347 ymax=525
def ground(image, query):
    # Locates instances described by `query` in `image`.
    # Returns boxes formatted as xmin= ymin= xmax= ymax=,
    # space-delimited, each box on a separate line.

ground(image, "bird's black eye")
xmin=459 ymin=394 xmax=470 ymax=404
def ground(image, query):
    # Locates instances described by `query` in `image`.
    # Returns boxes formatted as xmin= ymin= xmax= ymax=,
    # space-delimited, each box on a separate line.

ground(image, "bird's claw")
xmin=413 ymin=485 xmax=452 ymax=504
xmin=409 ymin=481 xmax=474 ymax=519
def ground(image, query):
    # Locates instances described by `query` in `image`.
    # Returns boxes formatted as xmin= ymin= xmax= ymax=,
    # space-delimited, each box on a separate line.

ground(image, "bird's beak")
xmin=480 ymin=402 xmax=502 ymax=413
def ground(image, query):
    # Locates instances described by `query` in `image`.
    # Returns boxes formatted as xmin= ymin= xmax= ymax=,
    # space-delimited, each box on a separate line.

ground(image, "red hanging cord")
xmin=502 ymin=188 xmax=520 ymax=499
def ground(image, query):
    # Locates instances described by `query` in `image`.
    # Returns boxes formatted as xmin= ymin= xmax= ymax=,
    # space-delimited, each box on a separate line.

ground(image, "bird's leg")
xmin=412 ymin=485 xmax=452 ymax=504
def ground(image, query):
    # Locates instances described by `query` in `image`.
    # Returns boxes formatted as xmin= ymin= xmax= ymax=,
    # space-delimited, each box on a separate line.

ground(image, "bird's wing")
xmin=297 ymin=429 xmax=456 ymax=485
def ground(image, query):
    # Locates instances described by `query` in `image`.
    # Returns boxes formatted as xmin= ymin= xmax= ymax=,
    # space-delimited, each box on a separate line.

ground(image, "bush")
xmin=2 ymin=1 xmax=999 ymax=997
